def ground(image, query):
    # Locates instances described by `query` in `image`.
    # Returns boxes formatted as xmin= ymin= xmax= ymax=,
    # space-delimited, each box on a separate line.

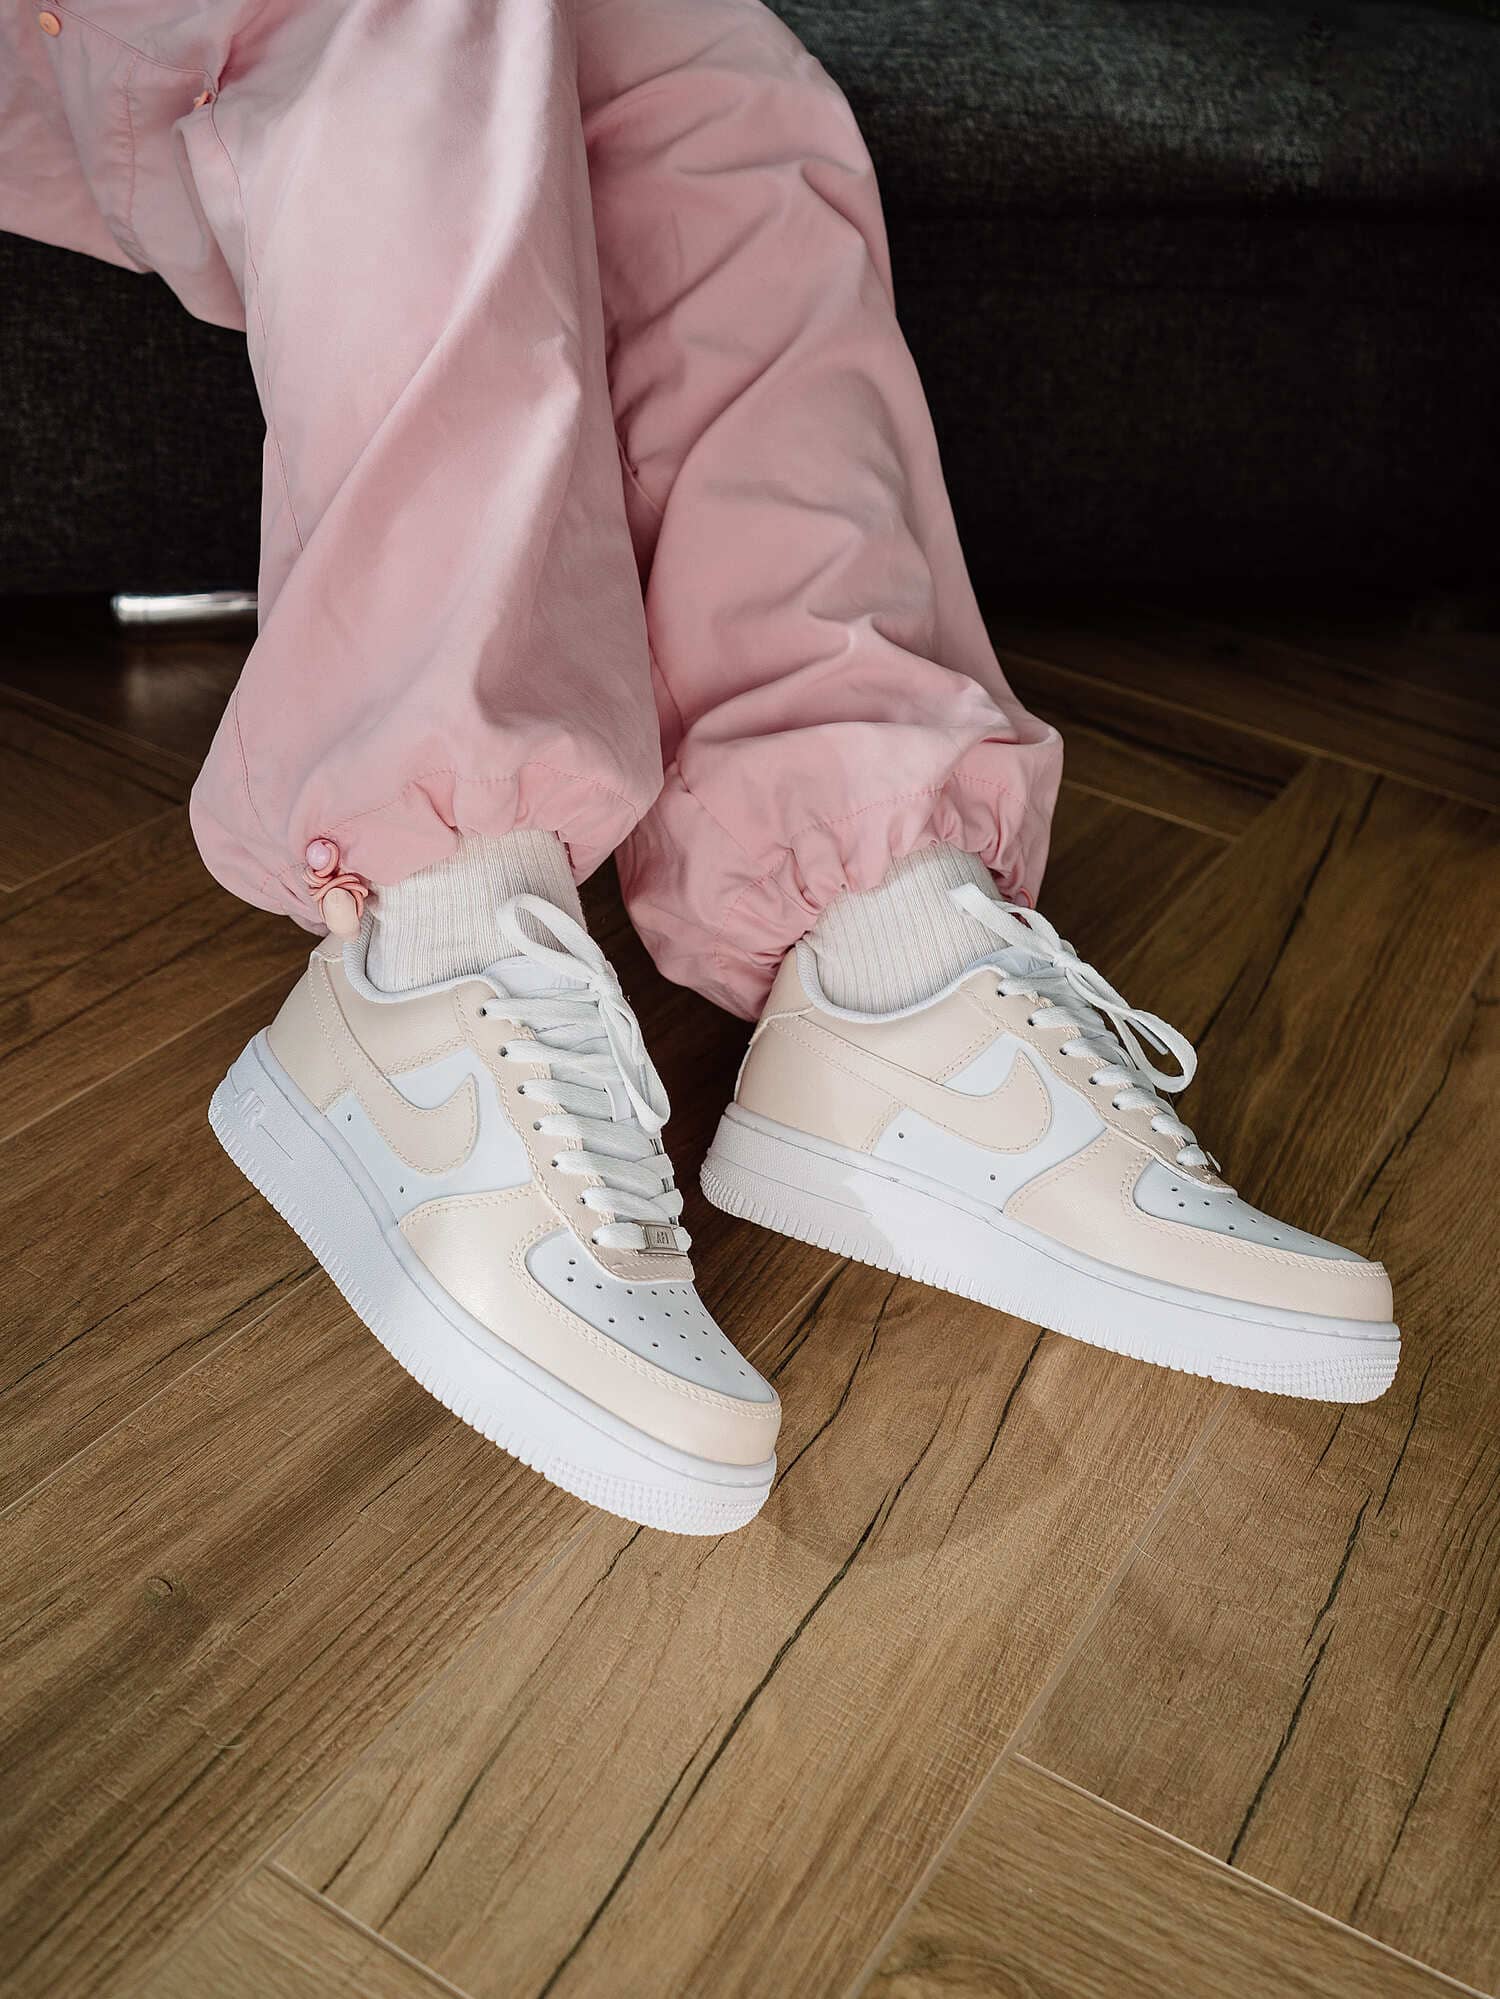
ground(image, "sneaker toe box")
xmin=1128 ymin=1160 xmax=1394 ymax=1323
xmin=402 ymin=1196 xmax=779 ymax=1467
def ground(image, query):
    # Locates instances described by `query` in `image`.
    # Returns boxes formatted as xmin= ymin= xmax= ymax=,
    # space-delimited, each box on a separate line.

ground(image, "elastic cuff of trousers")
xmin=619 ymin=730 xmax=1063 ymax=1019
xmin=188 ymin=759 xmax=649 ymax=933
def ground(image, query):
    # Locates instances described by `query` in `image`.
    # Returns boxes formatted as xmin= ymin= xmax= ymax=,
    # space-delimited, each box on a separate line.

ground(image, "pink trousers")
xmin=4 ymin=0 xmax=1062 ymax=1016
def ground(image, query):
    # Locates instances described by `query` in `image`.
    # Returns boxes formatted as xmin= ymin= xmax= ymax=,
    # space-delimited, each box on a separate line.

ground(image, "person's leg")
xmin=578 ymin=0 xmax=1398 ymax=1406
xmin=577 ymin=0 xmax=1063 ymax=1022
xmin=0 ymin=11 xmax=145 ymax=269
xmin=8 ymin=0 xmax=778 ymax=1528
xmin=4 ymin=0 xmax=658 ymax=963
xmin=180 ymin=0 xmax=662 ymax=948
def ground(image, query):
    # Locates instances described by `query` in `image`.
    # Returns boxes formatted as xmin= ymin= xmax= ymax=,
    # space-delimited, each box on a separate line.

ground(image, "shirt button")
xmin=192 ymin=89 xmax=214 ymax=108
xmin=38 ymin=12 xmax=63 ymax=34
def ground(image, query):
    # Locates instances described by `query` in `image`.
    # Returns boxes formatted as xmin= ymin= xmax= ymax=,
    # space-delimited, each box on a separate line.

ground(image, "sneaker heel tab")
xmin=734 ymin=950 xmax=817 ymax=1099
xmin=762 ymin=941 xmax=819 ymax=1018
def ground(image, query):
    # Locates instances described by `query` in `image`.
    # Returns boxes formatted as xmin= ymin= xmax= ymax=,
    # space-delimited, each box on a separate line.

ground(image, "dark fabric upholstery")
xmin=782 ymin=0 xmax=1500 ymax=212
xmin=777 ymin=0 xmax=1500 ymax=592
xmin=2 ymin=0 xmax=1498 ymax=598
xmin=1 ymin=240 xmax=263 ymax=598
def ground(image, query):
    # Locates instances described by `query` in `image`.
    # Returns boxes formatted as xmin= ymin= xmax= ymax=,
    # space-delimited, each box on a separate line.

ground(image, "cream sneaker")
xmin=210 ymin=896 xmax=779 ymax=1532
xmin=703 ymin=888 xmax=1398 ymax=1403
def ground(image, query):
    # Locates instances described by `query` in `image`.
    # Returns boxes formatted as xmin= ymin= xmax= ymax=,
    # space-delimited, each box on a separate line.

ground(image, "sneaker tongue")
xmin=488 ymin=947 xmax=592 ymax=999
xmin=984 ymin=942 xmax=1054 ymax=981
xmin=483 ymin=952 xmax=588 ymax=1000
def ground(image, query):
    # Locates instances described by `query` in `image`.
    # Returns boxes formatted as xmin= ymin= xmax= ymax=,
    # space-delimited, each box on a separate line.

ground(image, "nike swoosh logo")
xmin=789 ymin=1016 xmax=1055 ymax=1152
xmin=312 ymin=967 xmax=481 ymax=1174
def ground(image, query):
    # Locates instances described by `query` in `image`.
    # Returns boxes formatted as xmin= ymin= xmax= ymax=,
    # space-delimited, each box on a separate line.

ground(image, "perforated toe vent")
xmin=525 ymin=1230 xmax=775 ymax=1401
xmin=1133 ymin=1161 xmax=1360 ymax=1259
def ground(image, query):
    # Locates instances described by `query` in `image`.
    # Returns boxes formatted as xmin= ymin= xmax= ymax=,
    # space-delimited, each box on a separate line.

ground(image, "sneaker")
xmin=703 ymin=887 xmax=1398 ymax=1403
xmin=210 ymin=896 xmax=780 ymax=1531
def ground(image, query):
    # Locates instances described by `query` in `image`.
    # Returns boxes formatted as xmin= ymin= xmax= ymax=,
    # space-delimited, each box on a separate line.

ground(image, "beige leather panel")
xmin=750 ymin=957 xmax=1228 ymax=1191
xmin=400 ymin=1186 xmax=780 ymax=1465
xmin=744 ymin=959 xmax=1021 ymax=1150
xmin=266 ymin=961 xmax=343 ymax=1110
xmin=773 ymin=1014 xmax=1059 ymax=1155
xmin=325 ymin=959 xmax=472 ymax=1074
xmin=1004 ymin=1131 xmax=1393 ymax=1320
xmin=758 ymin=948 xmax=816 ymax=1026
xmin=797 ymin=953 xmax=1000 ymax=1079
xmin=309 ymin=966 xmax=481 ymax=1175
xmin=737 ymin=1015 xmax=898 ymax=1151
xmin=742 ymin=969 xmax=1061 ymax=1157
xmin=271 ymin=943 xmax=463 ymax=1114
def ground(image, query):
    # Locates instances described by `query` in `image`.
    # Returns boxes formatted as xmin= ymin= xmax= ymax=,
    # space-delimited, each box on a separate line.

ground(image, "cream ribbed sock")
xmin=367 ymin=830 xmax=584 ymax=992
xmin=807 ymin=845 xmax=1003 ymax=1013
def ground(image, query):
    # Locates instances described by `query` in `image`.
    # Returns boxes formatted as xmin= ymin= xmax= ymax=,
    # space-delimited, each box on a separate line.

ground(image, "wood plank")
xmin=0 ymin=959 xmax=839 ymax=1998
xmin=1020 ymin=954 xmax=1500 ymax=1992
xmin=0 ymin=1239 xmax=848 ymax=1998
xmin=273 ymin=761 xmax=1500 ymax=1999
xmin=0 ymin=812 xmax=306 ymax=1139
xmin=0 ymin=977 xmax=316 ymax=1507
xmin=1215 ymin=606 xmax=1500 ymax=712
xmin=1065 ymin=764 xmax=1500 ymax=1227
xmin=870 ymin=1757 xmax=1474 ymax=1999
xmin=275 ymin=1261 xmax=1222 ymax=1999
xmin=0 ymin=679 xmax=199 ymax=791
xmin=1039 ymin=787 xmax=1224 ymax=953
xmin=1003 ymin=648 xmax=1302 ymax=836
xmin=0 ymin=691 xmax=187 ymax=889
xmin=0 ymin=597 xmax=246 ymax=767
xmin=7 ymin=615 xmax=1492 ymax=1999
xmin=0 ymin=1280 xmax=589 ymax=1999
xmin=142 ymin=1868 xmax=467 ymax=1999
xmin=990 ymin=609 xmax=1500 ymax=810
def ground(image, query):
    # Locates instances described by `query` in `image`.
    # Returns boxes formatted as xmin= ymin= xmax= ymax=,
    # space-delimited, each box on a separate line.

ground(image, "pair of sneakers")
xmin=210 ymin=891 xmax=1398 ymax=1535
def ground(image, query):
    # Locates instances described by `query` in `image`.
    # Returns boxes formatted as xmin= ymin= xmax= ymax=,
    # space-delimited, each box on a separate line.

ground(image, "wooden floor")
xmin=2 ymin=598 xmax=1498 ymax=1999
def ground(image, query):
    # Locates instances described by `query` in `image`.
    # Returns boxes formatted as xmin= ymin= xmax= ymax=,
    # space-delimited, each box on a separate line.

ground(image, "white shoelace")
xmin=346 ymin=895 xmax=687 ymax=1254
xmin=481 ymin=897 xmax=688 ymax=1254
xmin=950 ymin=885 xmax=1212 ymax=1169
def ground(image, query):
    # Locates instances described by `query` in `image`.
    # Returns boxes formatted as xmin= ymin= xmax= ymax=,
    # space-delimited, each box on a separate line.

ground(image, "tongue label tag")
xmin=642 ymin=1224 xmax=678 ymax=1252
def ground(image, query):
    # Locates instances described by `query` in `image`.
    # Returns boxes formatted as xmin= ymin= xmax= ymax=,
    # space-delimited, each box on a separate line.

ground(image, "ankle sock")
xmin=367 ymin=830 xmax=583 ymax=992
xmin=807 ymin=845 xmax=1002 ymax=1013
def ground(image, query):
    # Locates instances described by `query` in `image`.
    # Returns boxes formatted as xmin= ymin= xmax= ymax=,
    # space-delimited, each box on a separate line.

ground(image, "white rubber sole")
xmin=702 ymin=1108 xmax=1399 ymax=1404
xmin=209 ymin=1035 xmax=775 ymax=1534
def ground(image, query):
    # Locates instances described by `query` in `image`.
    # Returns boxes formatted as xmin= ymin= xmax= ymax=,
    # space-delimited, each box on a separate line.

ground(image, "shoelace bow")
xmin=484 ymin=897 xmax=688 ymax=1254
xmin=951 ymin=885 xmax=1212 ymax=1169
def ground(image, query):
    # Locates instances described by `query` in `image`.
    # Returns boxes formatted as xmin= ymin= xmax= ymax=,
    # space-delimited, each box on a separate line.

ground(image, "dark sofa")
xmin=3 ymin=0 xmax=1498 ymax=601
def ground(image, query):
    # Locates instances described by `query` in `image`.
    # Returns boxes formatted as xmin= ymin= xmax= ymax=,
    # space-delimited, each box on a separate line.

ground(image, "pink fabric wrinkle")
xmin=16 ymin=0 xmax=1064 ymax=1013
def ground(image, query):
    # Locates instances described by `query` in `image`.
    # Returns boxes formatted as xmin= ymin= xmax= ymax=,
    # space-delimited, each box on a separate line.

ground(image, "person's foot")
xmin=210 ymin=895 xmax=780 ymax=1531
xmin=703 ymin=886 xmax=1399 ymax=1403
